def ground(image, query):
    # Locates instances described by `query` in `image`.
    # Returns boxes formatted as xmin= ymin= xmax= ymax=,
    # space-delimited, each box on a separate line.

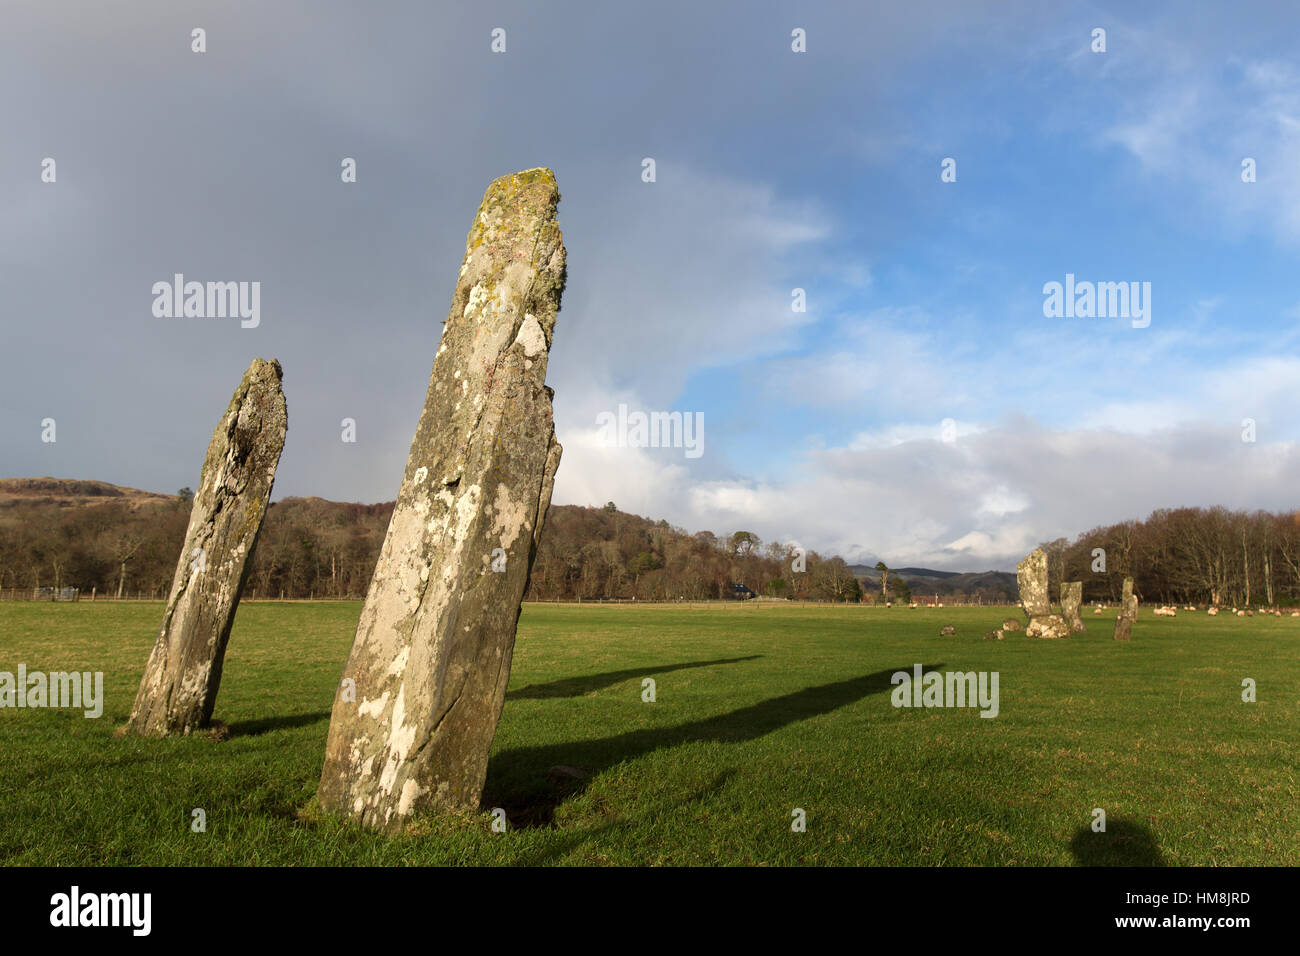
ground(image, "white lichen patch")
xmin=385 ymin=645 xmax=410 ymax=678
xmin=365 ymin=506 xmax=437 ymax=632
xmin=514 ymin=314 xmax=547 ymax=357
xmin=378 ymin=684 xmax=417 ymax=797
xmin=429 ymin=488 xmax=458 ymax=534
xmin=398 ymin=777 xmax=426 ymax=816
xmin=358 ymin=690 xmax=390 ymax=720
xmin=463 ymin=283 xmax=490 ymax=321
xmin=489 ymin=483 xmax=528 ymax=550
xmin=413 ymin=466 xmax=428 ymax=486
xmin=454 ymin=486 xmax=483 ymax=544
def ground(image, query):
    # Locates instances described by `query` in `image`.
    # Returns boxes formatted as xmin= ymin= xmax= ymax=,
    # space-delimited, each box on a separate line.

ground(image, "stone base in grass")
xmin=1027 ymin=614 xmax=1071 ymax=639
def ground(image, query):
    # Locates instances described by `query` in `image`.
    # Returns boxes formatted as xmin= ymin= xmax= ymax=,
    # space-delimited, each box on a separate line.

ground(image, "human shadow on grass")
xmin=225 ymin=711 xmax=331 ymax=738
xmin=1070 ymin=819 xmax=1166 ymax=866
xmin=512 ymin=769 xmax=737 ymax=865
xmin=506 ymin=656 xmax=762 ymax=700
xmin=485 ymin=663 xmax=944 ymax=828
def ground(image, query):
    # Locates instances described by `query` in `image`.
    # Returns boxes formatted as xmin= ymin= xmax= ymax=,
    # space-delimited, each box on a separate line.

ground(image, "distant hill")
xmin=894 ymin=566 xmax=960 ymax=579
xmin=0 ymin=477 xmax=174 ymax=510
xmin=849 ymin=564 xmax=1017 ymax=601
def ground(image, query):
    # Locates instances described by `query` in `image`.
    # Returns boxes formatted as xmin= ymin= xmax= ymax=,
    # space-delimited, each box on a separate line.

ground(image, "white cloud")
xmin=555 ymin=414 xmax=1300 ymax=571
xmin=552 ymin=427 xmax=690 ymax=514
xmin=849 ymin=419 xmax=984 ymax=450
xmin=548 ymin=165 xmax=831 ymax=425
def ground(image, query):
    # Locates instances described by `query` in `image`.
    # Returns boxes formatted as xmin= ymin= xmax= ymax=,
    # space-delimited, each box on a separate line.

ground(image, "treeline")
xmin=2 ymin=482 xmax=1298 ymax=607
xmin=1041 ymin=507 xmax=1300 ymax=606
xmin=0 ymin=491 xmax=391 ymax=600
xmin=527 ymin=504 xmax=863 ymax=602
xmin=0 ymin=491 xmax=862 ymax=602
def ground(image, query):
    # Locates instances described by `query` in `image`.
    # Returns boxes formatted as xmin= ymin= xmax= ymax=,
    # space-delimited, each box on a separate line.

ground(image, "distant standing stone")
xmin=126 ymin=358 xmax=287 ymax=736
xmin=1113 ymin=576 xmax=1138 ymax=641
xmin=317 ymin=168 xmax=566 ymax=831
xmin=1061 ymin=581 xmax=1086 ymax=633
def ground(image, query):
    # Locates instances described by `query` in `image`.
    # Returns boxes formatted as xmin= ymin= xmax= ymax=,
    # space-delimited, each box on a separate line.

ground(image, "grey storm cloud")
xmin=2 ymin=0 xmax=1012 ymax=494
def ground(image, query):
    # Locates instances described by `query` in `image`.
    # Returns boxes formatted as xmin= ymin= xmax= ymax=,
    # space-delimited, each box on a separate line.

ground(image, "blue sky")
xmin=3 ymin=0 xmax=1299 ymax=569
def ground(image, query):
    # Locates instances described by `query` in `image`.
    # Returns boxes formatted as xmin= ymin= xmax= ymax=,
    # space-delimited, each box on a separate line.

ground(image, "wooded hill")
xmin=2 ymin=478 xmax=1298 ymax=606
xmin=0 ymin=479 xmax=857 ymax=602
xmin=849 ymin=565 xmax=1018 ymax=603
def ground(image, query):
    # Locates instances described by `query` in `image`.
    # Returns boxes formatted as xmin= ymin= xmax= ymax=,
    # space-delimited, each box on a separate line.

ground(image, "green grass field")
xmin=1 ymin=601 xmax=1296 ymax=865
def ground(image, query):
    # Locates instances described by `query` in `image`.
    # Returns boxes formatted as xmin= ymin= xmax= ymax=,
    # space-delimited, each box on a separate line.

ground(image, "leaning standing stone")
xmin=1061 ymin=581 xmax=1086 ymax=633
xmin=317 ymin=168 xmax=565 ymax=831
xmin=126 ymin=358 xmax=287 ymax=736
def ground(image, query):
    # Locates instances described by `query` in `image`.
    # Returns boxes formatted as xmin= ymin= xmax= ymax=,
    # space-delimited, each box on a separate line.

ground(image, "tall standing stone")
xmin=317 ymin=168 xmax=565 ymax=831
xmin=1114 ymin=576 xmax=1138 ymax=641
xmin=126 ymin=358 xmax=287 ymax=736
xmin=1017 ymin=548 xmax=1051 ymax=618
xmin=1061 ymin=581 xmax=1086 ymax=633
xmin=1018 ymin=547 xmax=1070 ymax=639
